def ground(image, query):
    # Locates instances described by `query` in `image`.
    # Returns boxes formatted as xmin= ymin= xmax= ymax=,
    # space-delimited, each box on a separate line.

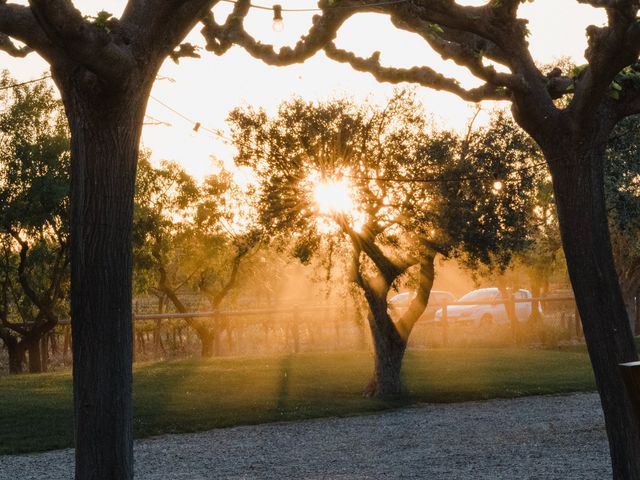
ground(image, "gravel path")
xmin=0 ymin=392 xmax=610 ymax=479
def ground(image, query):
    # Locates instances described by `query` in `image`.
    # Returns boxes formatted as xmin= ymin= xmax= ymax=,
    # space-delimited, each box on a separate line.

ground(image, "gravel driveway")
xmin=0 ymin=392 xmax=610 ymax=479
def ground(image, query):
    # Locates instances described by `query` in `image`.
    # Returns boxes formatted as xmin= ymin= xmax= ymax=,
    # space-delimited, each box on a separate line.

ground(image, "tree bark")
xmin=362 ymin=253 xmax=436 ymax=397
xmin=58 ymin=72 xmax=155 ymax=480
xmin=41 ymin=335 xmax=49 ymax=373
xmin=545 ymin=134 xmax=640 ymax=480
xmin=363 ymin=299 xmax=407 ymax=397
xmin=200 ymin=329 xmax=216 ymax=357
xmin=27 ymin=338 xmax=42 ymax=373
xmin=635 ymin=294 xmax=640 ymax=337
xmin=6 ymin=339 xmax=24 ymax=374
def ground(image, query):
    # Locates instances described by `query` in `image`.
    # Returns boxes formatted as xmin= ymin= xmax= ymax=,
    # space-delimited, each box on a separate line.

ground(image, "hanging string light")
xmin=272 ymin=4 xmax=284 ymax=32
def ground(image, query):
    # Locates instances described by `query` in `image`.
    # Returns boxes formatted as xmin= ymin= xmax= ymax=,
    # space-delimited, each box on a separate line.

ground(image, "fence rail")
xmin=18 ymin=296 xmax=577 ymax=327
xmin=1 ymin=295 xmax=587 ymax=373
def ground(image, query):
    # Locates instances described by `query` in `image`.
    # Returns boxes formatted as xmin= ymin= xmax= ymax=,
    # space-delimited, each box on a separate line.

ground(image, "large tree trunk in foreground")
xmin=546 ymin=134 xmax=640 ymax=480
xmin=59 ymin=73 xmax=155 ymax=480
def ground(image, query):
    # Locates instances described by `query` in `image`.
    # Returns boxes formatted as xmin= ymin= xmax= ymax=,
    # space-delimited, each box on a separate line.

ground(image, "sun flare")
xmin=312 ymin=178 xmax=354 ymax=214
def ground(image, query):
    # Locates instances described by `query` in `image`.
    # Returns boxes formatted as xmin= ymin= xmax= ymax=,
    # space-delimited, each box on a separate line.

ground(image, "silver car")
xmin=434 ymin=288 xmax=540 ymax=326
xmin=388 ymin=290 xmax=456 ymax=322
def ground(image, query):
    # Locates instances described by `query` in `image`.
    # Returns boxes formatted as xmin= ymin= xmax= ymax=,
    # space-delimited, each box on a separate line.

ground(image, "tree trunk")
xmin=363 ymin=301 xmax=407 ymax=397
xmin=200 ymin=329 xmax=216 ymax=358
xmin=58 ymin=73 xmax=155 ymax=480
xmin=62 ymin=326 xmax=70 ymax=364
xmin=546 ymin=137 xmax=640 ymax=480
xmin=6 ymin=339 xmax=24 ymax=374
xmin=27 ymin=339 xmax=42 ymax=373
xmin=41 ymin=335 xmax=49 ymax=373
xmin=362 ymin=254 xmax=435 ymax=397
xmin=360 ymin=285 xmax=407 ymax=397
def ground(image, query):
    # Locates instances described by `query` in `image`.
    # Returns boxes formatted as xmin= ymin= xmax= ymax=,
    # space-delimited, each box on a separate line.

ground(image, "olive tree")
xmin=134 ymin=157 xmax=261 ymax=357
xmin=0 ymin=73 xmax=70 ymax=374
xmin=230 ymin=92 xmax=535 ymax=395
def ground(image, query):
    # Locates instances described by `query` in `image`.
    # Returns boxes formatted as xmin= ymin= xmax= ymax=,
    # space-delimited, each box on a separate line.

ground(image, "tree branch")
xmin=121 ymin=0 xmax=217 ymax=65
xmin=10 ymin=231 xmax=46 ymax=313
xmin=0 ymin=33 xmax=32 ymax=57
xmin=324 ymin=43 xmax=510 ymax=102
xmin=28 ymin=0 xmax=135 ymax=83
xmin=388 ymin=10 xmax=518 ymax=86
xmin=201 ymin=0 xmax=351 ymax=64
xmin=395 ymin=249 xmax=436 ymax=341
xmin=0 ymin=3 xmax=52 ymax=58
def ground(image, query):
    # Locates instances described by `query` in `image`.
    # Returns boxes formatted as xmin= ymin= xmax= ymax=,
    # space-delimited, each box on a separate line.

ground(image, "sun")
xmin=312 ymin=178 xmax=354 ymax=214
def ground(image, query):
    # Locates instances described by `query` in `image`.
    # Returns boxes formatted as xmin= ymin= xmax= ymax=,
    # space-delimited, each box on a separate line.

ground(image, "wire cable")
xmin=347 ymin=161 xmax=547 ymax=185
xmin=0 ymin=75 xmax=52 ymax=92
xmin=219 ymin=0 xmax=407 ymax=12
xmin=149 ymin=95 xmax=230 ymax=141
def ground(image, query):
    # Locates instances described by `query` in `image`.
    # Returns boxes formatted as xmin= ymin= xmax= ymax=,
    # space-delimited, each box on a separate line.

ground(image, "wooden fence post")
xmin=620 ymin=361 xmax=640 ymax=430
xmin=292 ymin=306 xmax=300 ymax=353
xmin=214 ymin=313 xmax=221 ymax=356
xmin=442 ymin=302 xmax=448 ymax=347
xmin=334 ymin=308 xmax=340 ymax=349
xmin=507 ymin=292 xmax=518 ymax=344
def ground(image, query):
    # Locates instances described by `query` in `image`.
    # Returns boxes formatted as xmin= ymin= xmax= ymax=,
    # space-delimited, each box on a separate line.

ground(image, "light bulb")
xmin=493 ymin=180 xmax=503 ymax=192
xmin=272 ymin=18 xmax=284 ymax=32
xmin=272 ymin=4 xmax=284 ymax=32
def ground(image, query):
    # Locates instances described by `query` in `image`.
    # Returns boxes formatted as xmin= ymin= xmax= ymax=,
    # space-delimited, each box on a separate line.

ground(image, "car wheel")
xmin=479 ymin=313 xmax=493 ymax=327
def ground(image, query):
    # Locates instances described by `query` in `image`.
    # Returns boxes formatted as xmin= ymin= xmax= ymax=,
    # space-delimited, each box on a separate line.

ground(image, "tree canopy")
xmin=229 ymin=91 xmax=539 ymax=395
xmin=0 ymin=73 xmax=70 ymax=374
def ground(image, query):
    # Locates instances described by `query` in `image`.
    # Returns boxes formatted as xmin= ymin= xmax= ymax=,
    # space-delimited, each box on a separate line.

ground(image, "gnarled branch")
xmin=324 ymin=43 xmax=510 ymax=102
xmin=28 ymin=0 xmax=135 ymax=83
xmin=201 ymin=0 xmax=350 ymax=64
xmin=0 ymin=33 xmax=32 ymax=57
xmin=0 ymin=3 xmax=52 ymax=58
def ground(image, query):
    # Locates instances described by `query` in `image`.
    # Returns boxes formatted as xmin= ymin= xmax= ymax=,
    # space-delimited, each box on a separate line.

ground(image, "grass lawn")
xmin=0 ymin=346 xmax=607 ymax=455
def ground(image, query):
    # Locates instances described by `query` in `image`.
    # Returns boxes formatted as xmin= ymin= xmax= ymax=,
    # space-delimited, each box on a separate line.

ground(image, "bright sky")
xmin=3 ymin=1 xmax=606 ymax=180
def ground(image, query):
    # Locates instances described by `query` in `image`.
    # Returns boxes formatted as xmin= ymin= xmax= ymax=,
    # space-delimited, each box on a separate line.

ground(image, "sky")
xmin=3 ymin=1 xmax=606 ymax=181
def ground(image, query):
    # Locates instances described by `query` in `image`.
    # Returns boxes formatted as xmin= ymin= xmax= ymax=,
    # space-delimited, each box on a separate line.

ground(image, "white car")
xmin=434 ymin=288 xmax=540 ymax=326
xmin=388 ymin=290 xmax=456 ymax=321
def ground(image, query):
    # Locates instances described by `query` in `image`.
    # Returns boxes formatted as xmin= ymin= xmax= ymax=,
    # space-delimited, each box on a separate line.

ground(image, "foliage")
xmin=133 ymin=154 xmax=200 ymax=296
xmin=0 ymin=74 xmax=70 ymax=314
xmin=0 ymin=72 xmax=70 ymax=372
xmin=229 ymin=91 xmax=537 ymax=280
xmin=133 ymin=157 xmax=264 ymax=314
xmin=606 ymin=117 xmax=640 ymax=307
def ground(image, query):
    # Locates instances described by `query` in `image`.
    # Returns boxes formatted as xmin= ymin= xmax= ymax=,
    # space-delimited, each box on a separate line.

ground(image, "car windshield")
xmin=458 ymin=289 xmax=498 ymax=302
